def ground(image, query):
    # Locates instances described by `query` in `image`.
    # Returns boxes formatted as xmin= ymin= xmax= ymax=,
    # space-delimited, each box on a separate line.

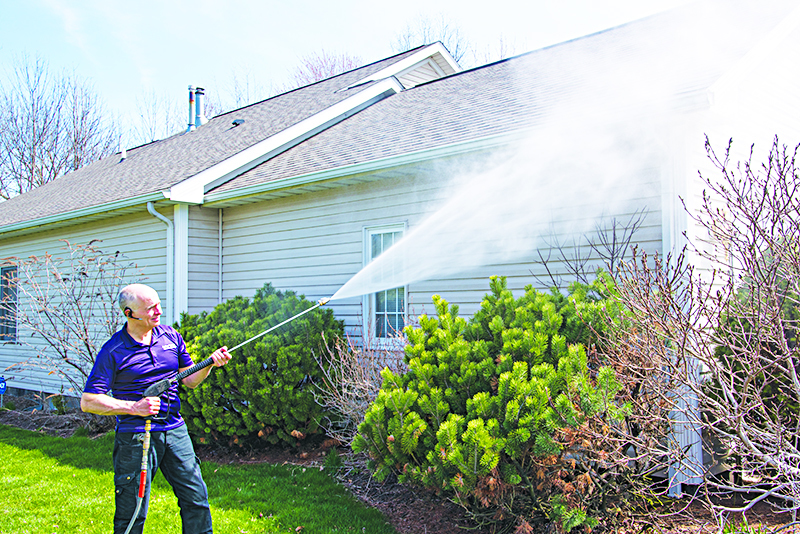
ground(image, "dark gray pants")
xmin=113 ymin=423 xmax=212 ymax=534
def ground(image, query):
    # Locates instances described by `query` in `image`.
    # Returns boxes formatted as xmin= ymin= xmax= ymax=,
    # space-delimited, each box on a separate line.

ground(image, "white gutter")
xmin=168 ymin=77 xmax=405 ymax=204
xmin=204 ymin=129 xmax=529 ymax=204
xmin=0 ymin=191 xmax=167 ymax=236
xmin=147 ymin=202 xmax=174 ymax=326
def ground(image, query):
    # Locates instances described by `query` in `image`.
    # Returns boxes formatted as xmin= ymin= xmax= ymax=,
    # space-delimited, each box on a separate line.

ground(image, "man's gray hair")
xmin=118 ymin=285 xmax=139 ymax=312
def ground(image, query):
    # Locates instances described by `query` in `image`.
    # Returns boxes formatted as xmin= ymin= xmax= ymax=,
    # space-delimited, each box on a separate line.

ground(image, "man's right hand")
xmin=81 ymin=392 xmax=160 ymax=417
xmin=131 ymin=396 xmax=160 ymax=416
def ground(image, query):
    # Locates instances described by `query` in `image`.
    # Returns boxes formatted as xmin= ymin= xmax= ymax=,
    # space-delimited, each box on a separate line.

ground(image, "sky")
xmin=0 ymin=0 xmax=693 ymax=131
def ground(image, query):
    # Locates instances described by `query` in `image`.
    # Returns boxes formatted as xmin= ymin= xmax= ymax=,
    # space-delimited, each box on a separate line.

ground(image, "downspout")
xmin=218 ymin=208 xmax=223 ymax=305
xmin=147 ymin=202 xmax=174 ymax=325
xmin=662 ymin=131 xmax=702 ymax=498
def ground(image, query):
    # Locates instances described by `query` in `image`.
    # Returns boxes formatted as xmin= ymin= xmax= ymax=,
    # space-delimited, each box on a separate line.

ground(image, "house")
xmin=1 ymin=1 xmax=799 ymax=411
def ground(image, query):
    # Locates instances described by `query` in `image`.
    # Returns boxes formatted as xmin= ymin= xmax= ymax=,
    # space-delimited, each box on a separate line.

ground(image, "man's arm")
xmin=180 ymin=346 xmax=231 ymax=389
xmin=81 ymin=392 xmax=160 ymax=417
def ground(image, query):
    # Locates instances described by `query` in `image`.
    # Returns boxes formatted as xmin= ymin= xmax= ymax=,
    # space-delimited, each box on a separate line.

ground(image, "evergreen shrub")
xmin=353 ymin=276 xmax=631 ymax=532
xmin=177 ymin=283 xmax=343 ymax=447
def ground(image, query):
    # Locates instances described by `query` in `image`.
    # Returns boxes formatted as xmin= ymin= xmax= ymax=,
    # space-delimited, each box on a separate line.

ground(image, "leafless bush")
xmin=534 ymin=207 xmax=648 ymax=290
xmin=598 ymin=137 xmax=800 ymax=529
xmin=1 ymin=240 xmax=141 ymax=395
xmin=314 ymin=327 xmax=407 ymax=446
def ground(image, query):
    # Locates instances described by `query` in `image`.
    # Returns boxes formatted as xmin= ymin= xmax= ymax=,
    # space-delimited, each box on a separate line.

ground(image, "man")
xmin=81 ymin=283 xmax=231 ymax=534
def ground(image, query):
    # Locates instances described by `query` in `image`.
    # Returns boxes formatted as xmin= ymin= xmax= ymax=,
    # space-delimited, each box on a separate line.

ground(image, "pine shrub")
xmin=353 ymin=276 xmax=632 ymax=532
xmin=177 ymin=283 xmax=343 ymax=447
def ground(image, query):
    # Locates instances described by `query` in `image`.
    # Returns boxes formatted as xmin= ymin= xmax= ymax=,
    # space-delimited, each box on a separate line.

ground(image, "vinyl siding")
xmin=221 ymin=171 xmax=446 ymax=335
xmin=220 ymin=158 xmax=664 ymax=338
xmin=188 ymin=205 xmax=221 ymax=314
xmin=0 ymin=209 xmax=169 ymax=396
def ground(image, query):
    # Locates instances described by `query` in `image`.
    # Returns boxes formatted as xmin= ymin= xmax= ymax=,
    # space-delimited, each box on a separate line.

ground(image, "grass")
xmin=0 ymin=425 xmax=397 ymax=533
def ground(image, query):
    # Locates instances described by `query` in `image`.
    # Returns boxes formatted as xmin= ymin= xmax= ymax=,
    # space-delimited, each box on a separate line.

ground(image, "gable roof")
xmin=0 ymin=44 xmax=458 ymax=233
xmin=0 ymin=0 xmax=796 ymax=234
xmin=206 ymin=0 xmax=798 ymax=202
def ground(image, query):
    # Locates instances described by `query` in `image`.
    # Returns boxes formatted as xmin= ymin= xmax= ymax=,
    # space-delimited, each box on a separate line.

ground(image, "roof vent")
xmin=232 ymin=119 xmax=245 ymax=127
xmin=119 ymin=147 xmax=127 ymax=162
xmin=187 ymin=85 xmax=196 ymax=133
xmin=195 ymin=87 xmax=208 ymax=127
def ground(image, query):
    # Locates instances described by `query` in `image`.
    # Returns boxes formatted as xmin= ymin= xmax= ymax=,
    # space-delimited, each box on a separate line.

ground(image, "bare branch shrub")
xmin=1 ymin=240 xmax=141 ymax=395
xmin=599 ymin=137 xmax=800 ymax=528
xmin=535 ymin=208 xmax=648 ymax=289
xmin=313 ymin=325 xmax=408 ymax=446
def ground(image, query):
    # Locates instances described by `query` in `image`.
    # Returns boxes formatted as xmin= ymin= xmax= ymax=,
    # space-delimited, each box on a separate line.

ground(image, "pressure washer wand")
xmin=142 ymin=297 xmax=331 ymax=397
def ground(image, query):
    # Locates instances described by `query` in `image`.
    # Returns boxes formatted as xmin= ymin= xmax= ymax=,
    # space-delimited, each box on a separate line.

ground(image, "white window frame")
xmin=362 ymin=223 xmax=408 ymax=344
xmin=0 ymin=265 xmax=17 ymax=344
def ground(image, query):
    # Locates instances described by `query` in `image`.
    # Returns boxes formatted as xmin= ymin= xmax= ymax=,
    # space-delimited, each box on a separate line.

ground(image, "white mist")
xmin=331 ymin=0 xmax=799 ymax=302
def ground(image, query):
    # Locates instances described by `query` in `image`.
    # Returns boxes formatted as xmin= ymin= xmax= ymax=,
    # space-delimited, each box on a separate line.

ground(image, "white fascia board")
xmin=168 ymin=78 xmax=405 ymax=204
xmin=204 ymin=129 xmax=530 ymax=204
xmin=347 ymin=43 xmax=461 ymax=89
xmin=0 ymin=191 xmax=168 ymax=236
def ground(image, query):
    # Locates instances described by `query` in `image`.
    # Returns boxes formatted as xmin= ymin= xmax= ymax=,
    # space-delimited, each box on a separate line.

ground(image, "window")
xmin=365 ymin=225 xmax=406 ymax=339
xmin=0 ymin=266 xmax=17 ymax=342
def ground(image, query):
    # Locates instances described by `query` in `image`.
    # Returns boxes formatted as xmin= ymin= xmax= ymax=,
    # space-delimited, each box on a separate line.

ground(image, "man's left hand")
xmin=211 ymin=346 xmax=231 ymax=367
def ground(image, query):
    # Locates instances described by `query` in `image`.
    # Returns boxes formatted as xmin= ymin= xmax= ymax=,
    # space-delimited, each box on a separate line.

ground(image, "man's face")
xmin=130 ymin=287 xmax=162 ymax=329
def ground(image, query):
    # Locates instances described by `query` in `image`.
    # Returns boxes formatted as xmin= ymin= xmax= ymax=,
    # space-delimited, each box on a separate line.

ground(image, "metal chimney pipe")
xmin=195 ymin=87 xmax=208 ymax=127
xmin=187 ymin=85 xmax=196 ymax=133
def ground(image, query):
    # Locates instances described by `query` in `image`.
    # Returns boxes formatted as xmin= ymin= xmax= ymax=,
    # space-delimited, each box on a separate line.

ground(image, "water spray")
xmin=142 ymin=297 xmax=331 ymax=398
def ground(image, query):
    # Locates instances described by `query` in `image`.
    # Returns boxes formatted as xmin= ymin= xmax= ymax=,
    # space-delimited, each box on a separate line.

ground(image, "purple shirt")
xmin=84 ymin=324 xmax=194 ymax=432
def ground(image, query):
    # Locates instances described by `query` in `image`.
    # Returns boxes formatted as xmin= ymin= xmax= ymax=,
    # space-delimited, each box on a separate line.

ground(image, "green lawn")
xmin=0 ymin=424 xmax=396 ymax=533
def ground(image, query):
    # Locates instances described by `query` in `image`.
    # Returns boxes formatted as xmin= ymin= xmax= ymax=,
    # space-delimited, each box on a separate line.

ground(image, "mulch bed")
xmin=195 ymin=440 xmax=490 ymax=534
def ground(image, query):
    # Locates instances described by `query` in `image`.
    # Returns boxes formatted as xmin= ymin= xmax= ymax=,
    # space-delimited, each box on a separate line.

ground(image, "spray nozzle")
xmin=318 ymin=297 xmax=331 ymax=306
